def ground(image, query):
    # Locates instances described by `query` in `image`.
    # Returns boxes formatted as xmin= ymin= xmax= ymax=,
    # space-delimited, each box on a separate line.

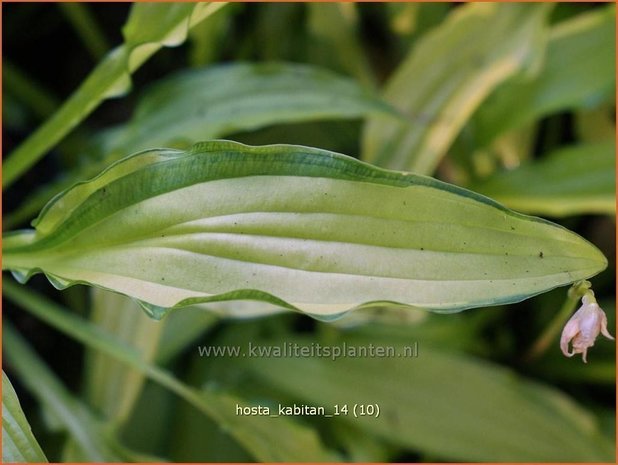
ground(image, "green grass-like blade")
xmin=3 ymin=61 xmax=59 ymax=121
xmin=2 ymin=2 xmax=226 ymax=189
xmin=470 ymin=141 xmax=616 ymax=217
xmin=3 ymin=281 xmax=337 ymax=462
xmin=3 ymin=324 xmax=131 ymax=462
xmin=362 ymin=3 xmax=550 ymax=174
xmin=58 ymin=3 xmax=110 ymax=60
xmin=156 ymin=306 xmax=220 ymax=364
xmin=3 ymin=141 xmax=606 ymax=319
xmin=85 ymin=288 xmax=164 ymax=426
xmin=307 ymin=3 xmax=375 ymax=88
xmin=2 ymin=371 xmax=48 ymax=463
xmin=472 ymin=5 xmax=616 ymax=148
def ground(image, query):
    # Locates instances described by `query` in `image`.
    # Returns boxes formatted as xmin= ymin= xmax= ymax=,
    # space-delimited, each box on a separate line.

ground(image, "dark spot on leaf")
xmin=539 ymin=251 xmax=544 ymax=258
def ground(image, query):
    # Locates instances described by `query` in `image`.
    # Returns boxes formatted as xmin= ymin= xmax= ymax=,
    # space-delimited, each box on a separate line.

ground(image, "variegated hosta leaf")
xmin=3 ymin=141 xmax=606 ymax=319
xmin=361 ymin=3 xmax=551 ymax=175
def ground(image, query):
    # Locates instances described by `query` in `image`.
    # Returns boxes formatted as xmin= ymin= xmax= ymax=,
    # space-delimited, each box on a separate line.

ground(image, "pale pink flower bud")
xmin=560 ymin=294 xmax=614 ymax=363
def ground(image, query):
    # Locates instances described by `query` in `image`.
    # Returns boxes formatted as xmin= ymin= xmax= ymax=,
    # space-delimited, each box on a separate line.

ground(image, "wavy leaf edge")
xmin=4 ymin=140 xmax=607 ymax=321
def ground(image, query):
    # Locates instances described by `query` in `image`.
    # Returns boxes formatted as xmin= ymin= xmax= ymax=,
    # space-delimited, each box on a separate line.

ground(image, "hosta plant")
xmin=2 ymin=3 xmax=615 ymax=463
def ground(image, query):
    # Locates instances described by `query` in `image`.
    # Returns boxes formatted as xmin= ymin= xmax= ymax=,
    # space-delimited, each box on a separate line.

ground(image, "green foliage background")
xmin=2 ymin=3 xmax=616 ymax=463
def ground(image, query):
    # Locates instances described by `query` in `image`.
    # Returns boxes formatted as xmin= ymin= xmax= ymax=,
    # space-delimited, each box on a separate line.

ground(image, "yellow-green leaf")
xmin=473 ymin=5 xmax=616 ymax=147
xmin=470 ymin=141 xmax=616 ymax=217
xmin=362 ymin=3 xmax=550 ymax=174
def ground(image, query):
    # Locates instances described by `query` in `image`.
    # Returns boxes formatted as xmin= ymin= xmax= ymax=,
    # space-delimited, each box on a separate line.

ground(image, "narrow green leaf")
xmin=156 ymin=306 xmax=219 ymax=365
xmin=362 ymin=3 xmax=550 ymax=174
xmin=3 ymin=92 xmax=30 ymax=132
xmin=3 ymin=281 xmax=337 ymax=462
xmin=239 ymin=334 xmax=614 ymax=462
xmin=3 ymin=61 xmax=60 ymax=121
xmin=470 ymin=141 xmax=616 ymax=217
xmin=253 ymin=4 xmax=303 ymax=61
xmin=102 ymin=62 xmax=398 ymax=155
xmin=2 ymin=371 xmax=48 ymax=463
xmin=307 ymin=3 xmax=376 ymax=88
xmin=121 ymin=3 xmax=228 ymax=69
xmin=188 ymin=4 xmax=235 ymax=67
xmin=2 ymin=2 xmax=226 ymax=189
xmin=58 ymin=3 xmax=110 ymax=60
xmin=166 ymin=390 xmax=254 ymax=462
xmin=473 ymin=5 xmax=616 ymax=147
xmin=4 ymin=62 xmax=397 ymax=231
xmin=3 ymin=324 xmax=129 ymax=462
xmin=86 ymin=289 xmax=164 ymax=425
xmin=3 ymin=141 xmax=606 ymax=319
